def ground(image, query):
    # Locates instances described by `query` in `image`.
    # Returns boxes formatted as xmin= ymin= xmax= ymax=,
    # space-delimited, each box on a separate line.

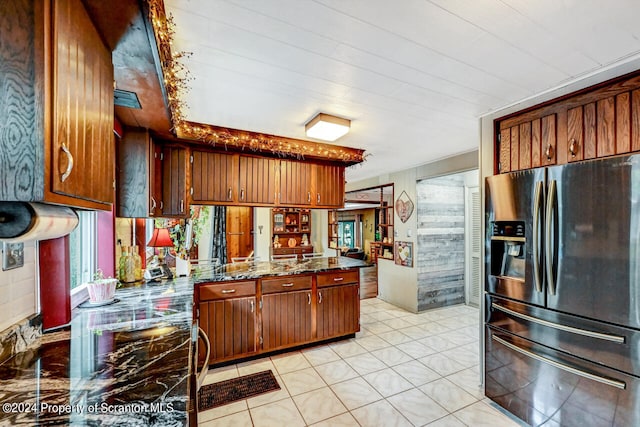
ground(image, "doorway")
xmin=226 ymin=207 xmax=254 ymax=260
xmin=416 ymin=169 xmax=479 ymax=310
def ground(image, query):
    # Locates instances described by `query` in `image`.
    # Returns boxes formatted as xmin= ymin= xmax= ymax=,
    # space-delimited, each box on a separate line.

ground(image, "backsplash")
xmin=0 ymin=241 xmax=37 ymax=334
xmin=0 ymin=314 xmax=41 ymax=365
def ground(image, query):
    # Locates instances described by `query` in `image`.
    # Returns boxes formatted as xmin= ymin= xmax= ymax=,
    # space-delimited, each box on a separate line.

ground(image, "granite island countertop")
xmin=0 ymin=277 xmax=195 ymax=426
xmin=191 ymin=256 xmax=371 ymax=283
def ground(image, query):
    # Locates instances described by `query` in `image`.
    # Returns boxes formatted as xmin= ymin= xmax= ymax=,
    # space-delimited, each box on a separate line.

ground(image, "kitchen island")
xmin=0 ymin=257 xmax=368 ymax=425
xmin=194 ymin=256 xmax=370 ymax=365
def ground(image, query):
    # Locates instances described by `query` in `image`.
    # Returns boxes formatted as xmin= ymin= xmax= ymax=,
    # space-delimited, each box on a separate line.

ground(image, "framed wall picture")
xmin=395 ymin=191 xmax=414 ymax=223
xmin=394 ymin=241 xmax=413 ymax=267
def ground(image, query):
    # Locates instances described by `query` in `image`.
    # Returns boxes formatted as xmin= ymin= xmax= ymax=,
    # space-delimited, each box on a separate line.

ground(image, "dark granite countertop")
xmin=0 ymin=277 xmax=195 ymax=426
xmin=0 ymin=256 xmax=370 ymax=426
xmin=191 ymin=256 xmax=371 ymax=283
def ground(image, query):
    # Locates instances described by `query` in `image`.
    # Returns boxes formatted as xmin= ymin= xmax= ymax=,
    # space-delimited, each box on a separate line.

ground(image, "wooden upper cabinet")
xmin=116 ymin=129 xmax=162 ymax=217
xmin=498 ymin=114 xmax=556 ymax=173
xmin=0 ymin=0 xmax=114 ymax=209
xmin=192 ymin=151 xmax=278 ymax=205
xmin=191 ymin=150 xmax=238 ymax=203
xmin=496 ymin=73 xmax=640 ymax=172
xmin=278 ymin=159 xmax=313 ymax=206
xmin=161 ymin=146 xmax=189 ymax=217
xmin=566 ymin=94 xmax=634 ymax=162
xmin=313 ymin=164 xmax=345 ymax=208
xmin=498 ymin=128 xmax=511 ymax=173
xmin=239 ymin=156 xmax=277 ymax=205
xmin=51 ymin=0 xmax=114 ymax=205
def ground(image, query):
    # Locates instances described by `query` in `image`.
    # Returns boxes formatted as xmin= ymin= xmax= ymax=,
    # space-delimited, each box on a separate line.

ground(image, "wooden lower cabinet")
xmin=198 ymin=269 xmax=360 ymax=365
xmin=262 ymin=290 xmax=312 ymax=351
xmin=200 ymin=297 xmax=257 ymax=362
xmin=198 ymin=281 xmax=258 ymax=364
xmin=317 ymin=285 xmax=360 ymax=340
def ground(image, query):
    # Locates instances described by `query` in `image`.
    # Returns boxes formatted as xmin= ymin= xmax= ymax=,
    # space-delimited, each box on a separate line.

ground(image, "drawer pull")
xmin=333 ymin=277 xmax=344 ymax=282
xmin=281 ymin=283 xmax=294 ymax=287
xmin=492 ymin=335 xmax=626 ymax=390
xmin=492 ymin=303 xmax=625 ymax=343
xmin=221 ymin=289 xmax=236 ymax=294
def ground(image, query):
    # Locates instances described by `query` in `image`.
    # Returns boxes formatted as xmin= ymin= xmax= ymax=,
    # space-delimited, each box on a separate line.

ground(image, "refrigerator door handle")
xmin=533 ymin=181 xmax=543 ymax=293
xmin=492 ymin=302 xmax=626 ymax=343
xmin=492 ymin=335 xmax=626 ymax=390
xmin=545 ymin=180 xmax=557 ymax=296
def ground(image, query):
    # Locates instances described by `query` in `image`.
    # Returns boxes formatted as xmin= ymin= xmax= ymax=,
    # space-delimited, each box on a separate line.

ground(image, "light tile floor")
xmin=198 ymin=298 xmax=527 ymax=427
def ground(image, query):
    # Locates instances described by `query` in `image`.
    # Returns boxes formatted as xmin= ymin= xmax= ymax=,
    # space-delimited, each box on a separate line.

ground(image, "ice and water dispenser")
xmin=489 ymin=221 xmax=526 ymax=281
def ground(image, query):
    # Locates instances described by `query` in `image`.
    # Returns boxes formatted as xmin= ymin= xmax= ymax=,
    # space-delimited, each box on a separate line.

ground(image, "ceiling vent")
xmin=114 ymin=89 xmax=142 ymax=109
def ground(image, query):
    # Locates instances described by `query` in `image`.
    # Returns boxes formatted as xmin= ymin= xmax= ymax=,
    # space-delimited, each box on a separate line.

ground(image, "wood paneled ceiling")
xmin=163 ymin=0 xmax=640 ymax=183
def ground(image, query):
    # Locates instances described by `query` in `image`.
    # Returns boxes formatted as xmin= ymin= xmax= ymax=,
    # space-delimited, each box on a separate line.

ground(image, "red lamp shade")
xmin=147 ymin=228 xmax=174 ymax=248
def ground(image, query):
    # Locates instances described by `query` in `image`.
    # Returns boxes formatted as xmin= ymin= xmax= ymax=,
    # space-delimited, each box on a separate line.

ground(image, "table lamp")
xmin=147 ymin=227 xmax=174 ymax=266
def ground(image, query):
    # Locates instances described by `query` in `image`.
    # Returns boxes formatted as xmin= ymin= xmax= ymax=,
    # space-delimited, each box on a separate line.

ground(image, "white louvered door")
xmin=465 ymin=186 xmax=481 ymax=307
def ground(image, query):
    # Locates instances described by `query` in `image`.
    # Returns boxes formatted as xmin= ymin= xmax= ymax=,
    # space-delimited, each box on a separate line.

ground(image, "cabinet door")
xmin=150 ymin=143 xmax=163 ymax=216
xmin=239 ymin=156 xmax=276 ymax=204
xmin=116 ymin=130 xmax=162 ymax=217
xmin=316 ymin=284 xmax=359 ymax=340
xmin=161 ymin=146 xmax=188 ymax=216
xmin=52 ymin=0 xmax=114 ymax=204
xmin=278 ymin=160 xmax=313 ymax=205
xmin=314 ymin=164 xmax=345 ymax=207
xmin=192 ymin=151 xmax=238 ymax=203
xmin=261 ymin=290 xmax=312 ymax=351
xmin=200 ymin=296 xmax=257 ymax=363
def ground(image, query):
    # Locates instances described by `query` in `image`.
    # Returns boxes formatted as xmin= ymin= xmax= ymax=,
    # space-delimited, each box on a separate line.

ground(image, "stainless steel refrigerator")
xmin=484 ymin=154 xmax=640 ymax=427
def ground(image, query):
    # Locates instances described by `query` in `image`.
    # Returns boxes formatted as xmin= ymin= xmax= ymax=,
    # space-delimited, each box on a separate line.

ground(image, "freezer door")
xmin=546 ymin=155 xmax=640 ymax=329
xmin=487 ymin=296 xmax=640 ymax=377
xmin=486 ymin=327 xmax=640 ymax=427
xmin=485 ymin=169 xmax=545 ymax=306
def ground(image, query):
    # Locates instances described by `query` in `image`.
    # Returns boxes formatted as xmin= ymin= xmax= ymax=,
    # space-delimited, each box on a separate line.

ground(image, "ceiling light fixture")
xmin=305 ymin=113 xmax=350 ymax=142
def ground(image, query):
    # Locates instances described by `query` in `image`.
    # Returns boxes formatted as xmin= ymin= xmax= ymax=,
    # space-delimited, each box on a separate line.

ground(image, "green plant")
xmin=155 ymin=206 xmax=210 ymax=259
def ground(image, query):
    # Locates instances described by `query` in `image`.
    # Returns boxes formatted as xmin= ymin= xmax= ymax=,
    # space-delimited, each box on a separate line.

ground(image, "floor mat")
xmin=198 ymin=370 xmax=280 ymax=411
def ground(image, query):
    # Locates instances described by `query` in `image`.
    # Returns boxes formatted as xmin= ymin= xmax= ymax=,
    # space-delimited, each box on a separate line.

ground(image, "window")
xmin=69 ymin=210 xmax=97 ymax=289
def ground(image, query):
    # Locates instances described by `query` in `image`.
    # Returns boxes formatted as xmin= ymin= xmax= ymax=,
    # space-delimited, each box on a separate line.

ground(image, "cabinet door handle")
xmin=308 ymin=192 xmax=311 ymax=202
xmin=240 ymin=189 xmax=245 ymax=201
xmin=333 ymin=277 xmax=344 ymax=282
xmin=318 ymin=291 xmax=322 ymax=303
xmin=221 ymin=289 xmax=236 ymax=294
xmin=180 ymin=199 xmax=184 ymax=213
xmin=228 ymin=188 xmax=232 ymax=200
xmin=545 ymin=144 xmax=554 ymax=160
xmin=317 ymin=193 xmax=321 ymax=204
xmin=281 ymin=283 xmax=294 ymax=287
xmin=307 ymin=293 xmax=311 ymax=305
xmin=150 ymin=196 xmax=157 ymax=211
xmin=568 ymin=138 xmax=578 ymax=157
xmin=159 ymin=200 xmax=164 ymax=210
xmin=250 ymin=299 xmax=254 ymax=313
xmin=60 ymin=142 xmax=74 ymax=183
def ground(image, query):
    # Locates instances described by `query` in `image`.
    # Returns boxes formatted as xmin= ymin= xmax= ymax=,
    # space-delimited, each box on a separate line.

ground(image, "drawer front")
xmin=199 ymin=281 xmax=256 ymax=301
xmin=262 ymin=275 xmax=312 ymax=294
xmin=317 ymin=269 xmax=359 ymax=287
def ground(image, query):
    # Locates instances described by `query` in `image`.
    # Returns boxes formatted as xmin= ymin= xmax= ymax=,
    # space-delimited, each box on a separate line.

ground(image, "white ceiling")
xmin=165 ymin=0 xmax=640 ymax=183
